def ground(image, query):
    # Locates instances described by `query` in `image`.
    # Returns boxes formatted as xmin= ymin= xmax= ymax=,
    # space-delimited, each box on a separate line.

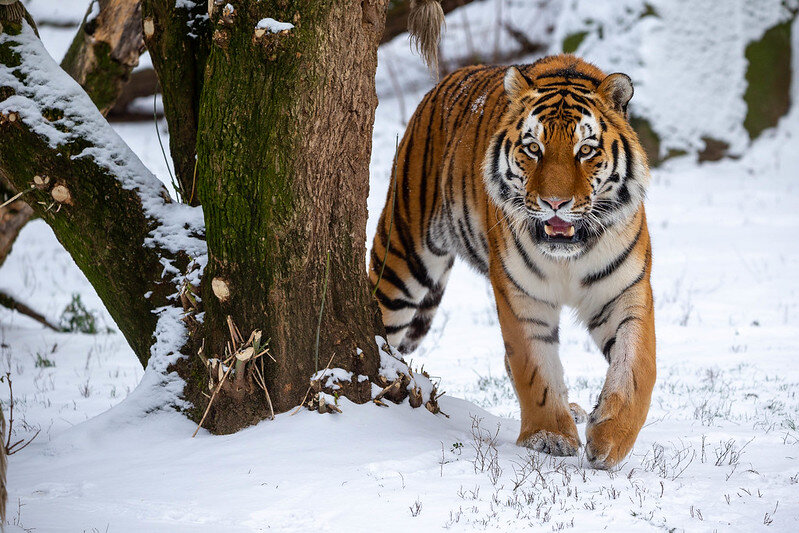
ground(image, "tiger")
xmin=368 ymin=54 xmax=656 ymax=469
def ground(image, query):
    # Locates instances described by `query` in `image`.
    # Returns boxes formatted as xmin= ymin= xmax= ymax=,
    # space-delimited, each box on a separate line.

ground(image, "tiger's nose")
xmin=539 ymin=197 xmax=573 ymax=211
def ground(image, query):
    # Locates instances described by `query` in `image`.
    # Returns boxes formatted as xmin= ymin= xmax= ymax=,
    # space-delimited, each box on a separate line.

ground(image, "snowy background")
xmin=2 ymin=0 xmax=798 ymax=530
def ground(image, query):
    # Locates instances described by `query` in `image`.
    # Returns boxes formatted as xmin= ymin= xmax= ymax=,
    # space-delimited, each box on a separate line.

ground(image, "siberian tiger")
xmin=369 ymin=55 xmax=655 ymax=469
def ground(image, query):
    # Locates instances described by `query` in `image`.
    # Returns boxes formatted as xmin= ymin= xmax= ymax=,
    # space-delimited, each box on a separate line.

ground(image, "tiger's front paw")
xmin=584 ymin=392 xmax=646 ymax=469
xmin=517 ymin=410 xmax=581 ymax=457
xmin=518 ymin=429 xmax=580 ymax=456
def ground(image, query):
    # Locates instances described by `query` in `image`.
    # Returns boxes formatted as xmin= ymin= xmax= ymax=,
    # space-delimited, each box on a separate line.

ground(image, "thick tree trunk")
xmin=173 ymin=0 xmax=389 ymax=431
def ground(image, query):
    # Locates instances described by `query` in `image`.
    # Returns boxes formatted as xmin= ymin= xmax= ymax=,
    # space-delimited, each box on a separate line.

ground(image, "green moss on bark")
xmin=744 ymin=20 xmax=792 ymax=140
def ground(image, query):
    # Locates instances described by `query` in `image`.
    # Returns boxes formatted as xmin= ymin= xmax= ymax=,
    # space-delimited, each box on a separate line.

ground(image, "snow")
xmin=85 ymin=0 xmax=100 ymax=24
xmin=311 ymin=367 xmax=353 ymax=390
xmin=2 ymin=1 xmax=799 ymax=531
xmin=256 ymin=17 xmax=295 ymax=33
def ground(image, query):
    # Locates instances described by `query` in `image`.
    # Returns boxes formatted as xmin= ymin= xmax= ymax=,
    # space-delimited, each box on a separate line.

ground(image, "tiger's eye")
xmin=580 ymin=145 xmax=593 ymax=156
xmin=529 ymin=143 xmax=540 ymax=153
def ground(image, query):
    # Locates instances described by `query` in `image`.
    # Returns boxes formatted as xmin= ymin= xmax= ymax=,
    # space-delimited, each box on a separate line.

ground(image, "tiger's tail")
xmin=408 ymin=0 xmax=445 ymax=75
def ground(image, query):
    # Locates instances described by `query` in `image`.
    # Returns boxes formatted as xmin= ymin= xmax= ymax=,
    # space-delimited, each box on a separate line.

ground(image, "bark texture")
xmin=0 ymin=14 xmax=181 ymax=364
xmin=141 ymin=0 xmax=210 ymax=205
xmin=187 ymin=0 xmax=389 ymax=431
xmin=61 ymin=0 xmax=145 ymax=116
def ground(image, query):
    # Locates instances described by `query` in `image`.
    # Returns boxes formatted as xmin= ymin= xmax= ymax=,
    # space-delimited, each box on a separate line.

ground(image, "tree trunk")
xmin=0 ymin=176 xmax=32 ymax=266
xmin=141 ymin=1 xmax=210 ymax=205
xmin=60 ymin=0 xmax=146 ymax=116
xmin=175 ymin=0 xmax=389 ymax=432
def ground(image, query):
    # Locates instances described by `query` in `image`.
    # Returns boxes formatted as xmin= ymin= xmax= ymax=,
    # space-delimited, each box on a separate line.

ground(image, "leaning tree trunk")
xmin=173 ymin=0 xmax=391 ymax=431
xmin=0 ymin=7 xmax=202 ymax=365
xmin=0 ymin=0 xmax=148 ymax=274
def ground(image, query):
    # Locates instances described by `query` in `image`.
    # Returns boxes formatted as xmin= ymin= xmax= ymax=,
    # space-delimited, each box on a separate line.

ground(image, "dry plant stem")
xmin=2 ymin=372 xmax=39 ymax=454
xmin=0 ymin=186 xmax=32 ymax=210
xmin=252 ymin=362 xmax=274 ymax=420
xmin=373 ymin=379 xmax=401 ymax=402
xmin=314 ymin=250 xmax=331 ymax=371
xmin=4 ymin=373 xmax=11 ymax=451
xmin=290 ymin=352 xmax=336 ymax=416
xmin=192 ymin=361 xmax=234 ymax=437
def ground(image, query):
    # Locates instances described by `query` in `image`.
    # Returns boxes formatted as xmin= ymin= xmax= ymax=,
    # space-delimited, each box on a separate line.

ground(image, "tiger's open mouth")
xmin=535 ymin=216 xmax=586 ymax=244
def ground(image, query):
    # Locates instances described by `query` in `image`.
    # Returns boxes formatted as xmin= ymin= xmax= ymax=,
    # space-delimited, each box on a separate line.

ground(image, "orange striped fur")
xmin=370 ymin=55 xmax=655 ymax=468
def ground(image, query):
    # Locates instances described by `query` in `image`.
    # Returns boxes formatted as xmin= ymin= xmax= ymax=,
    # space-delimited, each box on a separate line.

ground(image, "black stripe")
xmin=529 ymin=366 xmax=537 ymax=387
xmin=601 ymin=337 xmax=615 ymax=362
xmin=530 ymin=327 xmax=559 ymax=344
xmin=588 ymin=265 xmax=647 ymax=330
xmin=509 ymin=227 xmax=546 ymax=280
xmin=538 ymin=387 xmax=548 ymax=407
xmin=519 ymin=316 xmax=550 ymax=327
xmin=581 ymin=220 xmax=643 ymax=286
xmin=385 ymin=322 xmax=412 ymax=334
xmin=499 ymin=259 xmax=557 ymax=308
xmin=374 ymin=287 xmax=417 ymax=311
xmin=370 ymin=249 xmax=414 ymax=299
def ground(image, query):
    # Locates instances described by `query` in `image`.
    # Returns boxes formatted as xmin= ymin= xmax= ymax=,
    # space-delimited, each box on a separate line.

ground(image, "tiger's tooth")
xmin=566 ymin=226 xmax=575 ymax=237
xmin=544 ymin=225 xmax=554 ymax=236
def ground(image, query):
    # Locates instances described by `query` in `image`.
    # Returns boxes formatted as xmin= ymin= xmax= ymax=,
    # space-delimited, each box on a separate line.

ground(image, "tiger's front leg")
xmin=492 ymin=274 xmax=580 ymax=456
xmin=583 ymin=277 xmax=656 ymax=469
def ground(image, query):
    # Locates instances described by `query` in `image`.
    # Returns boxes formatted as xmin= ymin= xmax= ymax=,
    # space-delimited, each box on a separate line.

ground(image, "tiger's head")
xmin=483 ymin=57 xmax=650 ymax=259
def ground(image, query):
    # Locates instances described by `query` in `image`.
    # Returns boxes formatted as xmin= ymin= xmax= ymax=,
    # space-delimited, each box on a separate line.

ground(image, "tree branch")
xmin=141 ymin=0 xmax=210 ymax=205
xmin=0 ymin=12 xmax=205 ymax=367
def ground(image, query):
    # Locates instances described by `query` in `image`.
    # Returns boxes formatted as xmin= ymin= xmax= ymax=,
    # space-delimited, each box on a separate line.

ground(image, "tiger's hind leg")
xmin=370 ymin=218 xmax=454 ymax=354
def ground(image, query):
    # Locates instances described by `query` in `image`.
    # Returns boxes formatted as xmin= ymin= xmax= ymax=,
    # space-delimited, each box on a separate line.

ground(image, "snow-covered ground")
xmin=2 ymin=1 xmax=799 ymax=531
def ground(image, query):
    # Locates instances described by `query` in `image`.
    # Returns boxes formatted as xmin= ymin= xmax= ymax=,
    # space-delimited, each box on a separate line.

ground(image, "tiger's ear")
xmin=504 ymin=67 xmax=532 ymax=101
xmin=598 ymin=73 xmax=634 ymax=115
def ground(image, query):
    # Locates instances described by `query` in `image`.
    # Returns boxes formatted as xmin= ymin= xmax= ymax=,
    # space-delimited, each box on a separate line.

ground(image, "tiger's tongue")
xmin=546 ymin=216 xmax=573 ymax=234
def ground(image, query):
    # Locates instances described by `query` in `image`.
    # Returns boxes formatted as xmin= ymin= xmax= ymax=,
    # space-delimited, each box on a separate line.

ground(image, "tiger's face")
xmin=484 ymin=65 xmax=650 ymax=259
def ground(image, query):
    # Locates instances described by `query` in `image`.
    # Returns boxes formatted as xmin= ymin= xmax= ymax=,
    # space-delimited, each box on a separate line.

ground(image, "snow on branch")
xmin=0 ymin=19 xmax=207 ymax=415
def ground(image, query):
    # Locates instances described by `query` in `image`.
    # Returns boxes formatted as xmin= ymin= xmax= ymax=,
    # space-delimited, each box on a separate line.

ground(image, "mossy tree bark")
xmin=0 ymin=8 xmax=190 ymax=365
xmin=2 ymin=0 xmax=148 ymax=272
xmin=3 ymin=0 xmax=419 ymax=434
xmin=179 ymin=0 xmax=389 ymax=431
xmin=60 ymin=0 xmax=146 ymax=116
xmin=141 ymin=0 xmax=210 ymax=205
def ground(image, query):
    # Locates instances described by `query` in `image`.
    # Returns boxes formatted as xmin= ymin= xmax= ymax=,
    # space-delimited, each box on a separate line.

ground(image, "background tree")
xmin=0 ymin=0 xmax=438 ymax=433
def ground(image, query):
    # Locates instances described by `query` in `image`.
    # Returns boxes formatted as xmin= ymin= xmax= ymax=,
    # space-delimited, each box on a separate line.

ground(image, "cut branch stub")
xmin=50 ymin=184 xmax=72 ymax=205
